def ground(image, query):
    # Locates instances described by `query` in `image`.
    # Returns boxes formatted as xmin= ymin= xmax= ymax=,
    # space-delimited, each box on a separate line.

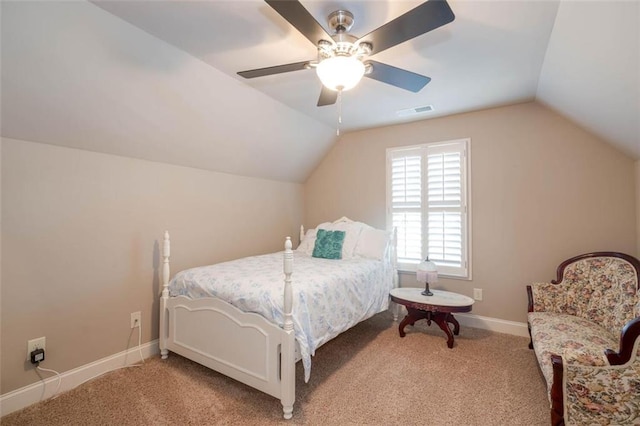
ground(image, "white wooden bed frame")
xmin=159 ymin=225 xmax=397 ymax=419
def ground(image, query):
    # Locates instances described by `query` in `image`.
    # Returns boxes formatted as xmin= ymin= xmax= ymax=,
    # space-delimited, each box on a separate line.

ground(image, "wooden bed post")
xmin=391 ymin=227 xmax=398 ymax=288
xmin=391 ymin=227 xmax=401 ymax=322
xmin=160 ymin=231 xmax=170 ymax=359
xmin=281 ymin=237 xmax=295 ymax=419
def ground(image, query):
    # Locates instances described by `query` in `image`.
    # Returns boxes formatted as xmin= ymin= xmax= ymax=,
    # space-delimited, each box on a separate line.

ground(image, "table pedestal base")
xmin=398 ymin=307 xmax=460 ymax=348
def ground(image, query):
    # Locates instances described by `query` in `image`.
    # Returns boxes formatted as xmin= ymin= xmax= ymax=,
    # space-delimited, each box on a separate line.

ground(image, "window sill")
xmin=397 ymin=269 xmax=472 ymax=281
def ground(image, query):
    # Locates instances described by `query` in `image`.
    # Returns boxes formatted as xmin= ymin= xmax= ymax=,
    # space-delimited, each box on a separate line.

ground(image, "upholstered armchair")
xmin=526 ymin=252 xmax=640 ymax=425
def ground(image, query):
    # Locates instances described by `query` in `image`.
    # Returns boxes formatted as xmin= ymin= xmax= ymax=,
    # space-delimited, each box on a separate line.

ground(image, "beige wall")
xmin=636 ymin=161 xmax=640 ymax=257
xmin=1 ymin=138 xmax=3 ymax=387
xmin=304 ymin=101 xmax=636 ymax=323
xmin=1 ymin=138 xmax=304 ymax=394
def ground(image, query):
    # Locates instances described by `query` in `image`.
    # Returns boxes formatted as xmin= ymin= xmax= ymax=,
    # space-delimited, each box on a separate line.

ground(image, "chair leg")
xmin=550 ymin=355 xmax=565 ymax=426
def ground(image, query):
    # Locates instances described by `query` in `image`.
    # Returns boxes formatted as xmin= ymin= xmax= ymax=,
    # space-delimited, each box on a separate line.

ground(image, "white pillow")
xmin=354 ymin=228 xmax=391 ymax=260
xmin=300 ymin=218 xmax=374 ymax=260
xmin=321 ymin=219 xmax=364 ymax=260
xmin=296 ymin=229 xmax=317 ymax=255
xmin=297 ymin=222 xmax=332 ymax=255
xmin=354 ymin=221 xmax=375 ymax=231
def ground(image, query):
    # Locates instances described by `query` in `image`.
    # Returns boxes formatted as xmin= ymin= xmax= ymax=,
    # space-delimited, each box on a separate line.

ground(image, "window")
xmin=386 ymin=138 xmax=471 ymax=279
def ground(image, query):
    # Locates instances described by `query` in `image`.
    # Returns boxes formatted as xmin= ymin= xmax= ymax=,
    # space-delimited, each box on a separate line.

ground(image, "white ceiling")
xmin=536 ymin=0 xmax=639 ymax=160
xmin=91 ymin=0 xmax=639 ymax=159
xmin=92 ymin=0 xmax=559 ymax=132
xmin=2 ymin=1 xmax=638 ymax=185
xmin=1 ymin=1 xmax=336 ymax=182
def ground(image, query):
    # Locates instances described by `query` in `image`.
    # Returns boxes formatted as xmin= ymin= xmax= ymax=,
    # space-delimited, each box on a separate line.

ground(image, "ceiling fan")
xmin=238 ymin=0 xmax=455 ymax=107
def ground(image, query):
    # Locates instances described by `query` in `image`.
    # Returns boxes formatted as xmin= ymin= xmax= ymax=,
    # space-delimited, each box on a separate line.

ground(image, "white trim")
xmin=394 ymin=306 xmax=529 ymax=337
xmin=454 ymin=313 xmax=529 ymax=337
xmin=464 ymin=140 xmax=472 ymax=280
xmin=0 ymin=340 xmax=159 ymax=417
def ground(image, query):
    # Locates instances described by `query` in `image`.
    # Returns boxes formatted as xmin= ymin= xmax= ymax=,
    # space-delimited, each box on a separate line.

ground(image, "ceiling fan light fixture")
xmin=316 ymin=56 xmax=365 ymax=92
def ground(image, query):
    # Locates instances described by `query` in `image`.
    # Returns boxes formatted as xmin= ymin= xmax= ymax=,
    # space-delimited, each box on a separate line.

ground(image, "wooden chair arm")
xmin=548 ymin=318 xmax=640 ymax=426
xmin=526 ymin=285 xmax=534 ymax=313
xmin=605 ymin=317 xmax=640 ymax=365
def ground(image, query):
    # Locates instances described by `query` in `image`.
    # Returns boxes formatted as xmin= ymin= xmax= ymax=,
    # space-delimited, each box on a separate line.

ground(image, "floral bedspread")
xmin=169 ymin=251 xmax=394 ymax=382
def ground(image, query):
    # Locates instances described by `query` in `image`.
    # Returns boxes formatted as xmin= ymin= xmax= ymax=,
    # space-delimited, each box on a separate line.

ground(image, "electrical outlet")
xmin=130 ymin=311 xmax=141 ymax=329
xmin=27 ymin=337 xmax=46 ymax=361
xmin=473 ymin=288 xmax=483 ymax=301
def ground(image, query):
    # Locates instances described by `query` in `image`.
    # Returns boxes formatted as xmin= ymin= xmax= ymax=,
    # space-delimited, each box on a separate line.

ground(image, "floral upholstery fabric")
xmin=528 ymin=255 xmax=640 ymax=425
xmin=563 ymin=340 xmax=640 ymax=425
xmin=530 ymin=257 xmax=639 ymax=338
xmin=528 ymin=312 xmax=617 ymax=395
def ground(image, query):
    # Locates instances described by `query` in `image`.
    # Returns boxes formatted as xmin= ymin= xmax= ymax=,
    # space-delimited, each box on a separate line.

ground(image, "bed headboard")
xmin=298 ymin=220 xmax=399 ymax=287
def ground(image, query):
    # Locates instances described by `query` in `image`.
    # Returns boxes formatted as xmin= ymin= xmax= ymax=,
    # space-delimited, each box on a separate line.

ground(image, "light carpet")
xmin=2 ymin=311 xmax=549 ymax=425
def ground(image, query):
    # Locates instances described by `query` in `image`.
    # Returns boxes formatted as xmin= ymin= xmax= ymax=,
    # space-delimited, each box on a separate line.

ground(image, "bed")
xmin=159 ymin=218 xmax=398 ymax=419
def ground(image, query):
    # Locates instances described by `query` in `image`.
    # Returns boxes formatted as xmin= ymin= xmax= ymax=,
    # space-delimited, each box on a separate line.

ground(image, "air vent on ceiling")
xmin=396 ymin=105 xmax=434 ymax=117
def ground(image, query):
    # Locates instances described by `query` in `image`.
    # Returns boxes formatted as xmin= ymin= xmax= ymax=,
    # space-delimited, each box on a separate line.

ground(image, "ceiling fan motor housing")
xmin=328 ymin=10 xmax=354 ymax=33
xmin=316 ymin=10 xmax=369 ymax=93
xmin=325 ymin=10 xmax=371 ymax=57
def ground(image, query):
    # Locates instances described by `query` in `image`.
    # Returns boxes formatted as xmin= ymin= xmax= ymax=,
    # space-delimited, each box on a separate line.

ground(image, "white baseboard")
xmin=392 ymin=305 xmax=529 ymax=338
xmin=0 ymin=339 xmax=159 ymax=417
xmin=454 ymin=313 xmax=529 ymax=337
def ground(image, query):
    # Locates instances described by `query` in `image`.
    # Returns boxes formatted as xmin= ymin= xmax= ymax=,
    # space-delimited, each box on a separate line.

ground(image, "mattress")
xmin=169 ymin=250 xmax=394 ymax=381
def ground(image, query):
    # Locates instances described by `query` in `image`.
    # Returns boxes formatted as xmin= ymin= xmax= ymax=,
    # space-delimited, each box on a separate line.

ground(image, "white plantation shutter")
xmin=425 ymin=143 xmax=467 ymax=275
xmin=387 ymin=139 xmax=470 ymax=278
xmin=389 ymin=149 xmax=422 ymax=264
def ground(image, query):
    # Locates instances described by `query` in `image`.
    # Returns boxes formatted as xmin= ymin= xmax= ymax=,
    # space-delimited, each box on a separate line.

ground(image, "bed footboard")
xmin=159 ymin=232 xmax=296 ymax=419
xmin=163 ymin=296 xmax=292 ymax=399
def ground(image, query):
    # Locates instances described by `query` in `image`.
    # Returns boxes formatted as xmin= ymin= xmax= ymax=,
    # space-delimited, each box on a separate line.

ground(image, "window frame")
xmin=386 ymin=138 xmax=472 ymax=280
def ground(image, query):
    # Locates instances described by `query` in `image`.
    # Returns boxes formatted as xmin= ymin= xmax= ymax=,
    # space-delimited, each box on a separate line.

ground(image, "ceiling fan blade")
xmin=358 ymin=0 xmax=455 ymax=56
xmin=265 ymin=0 xmax=333 ymax=47
xmin=365 ymin=60 xmax=431 ymax=92
xmin=317 ymin=86 xmax=338 ymax=107
xmin=237 ymin=61 xmax=310 ymax=79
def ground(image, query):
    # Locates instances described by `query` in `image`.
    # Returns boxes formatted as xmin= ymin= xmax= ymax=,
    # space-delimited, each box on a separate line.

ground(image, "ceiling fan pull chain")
xmin=336 ymin=89 xmax=343 ymax=135
xmin=338 ymin=89 xmax=342 ymax=123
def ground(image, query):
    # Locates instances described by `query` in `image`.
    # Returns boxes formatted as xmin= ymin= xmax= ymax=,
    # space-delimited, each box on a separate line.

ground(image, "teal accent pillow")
xmin=312 ymin=229 xmax=346 ymax=260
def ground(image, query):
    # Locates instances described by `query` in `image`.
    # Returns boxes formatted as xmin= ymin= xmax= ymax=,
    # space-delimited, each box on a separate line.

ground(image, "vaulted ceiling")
xmin=1 ymin=1 xmax=638 ymax=184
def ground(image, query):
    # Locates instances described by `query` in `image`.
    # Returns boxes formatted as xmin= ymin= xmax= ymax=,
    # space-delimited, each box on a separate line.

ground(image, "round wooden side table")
xmin=390 ymin=287 xmax=474 ymax=348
